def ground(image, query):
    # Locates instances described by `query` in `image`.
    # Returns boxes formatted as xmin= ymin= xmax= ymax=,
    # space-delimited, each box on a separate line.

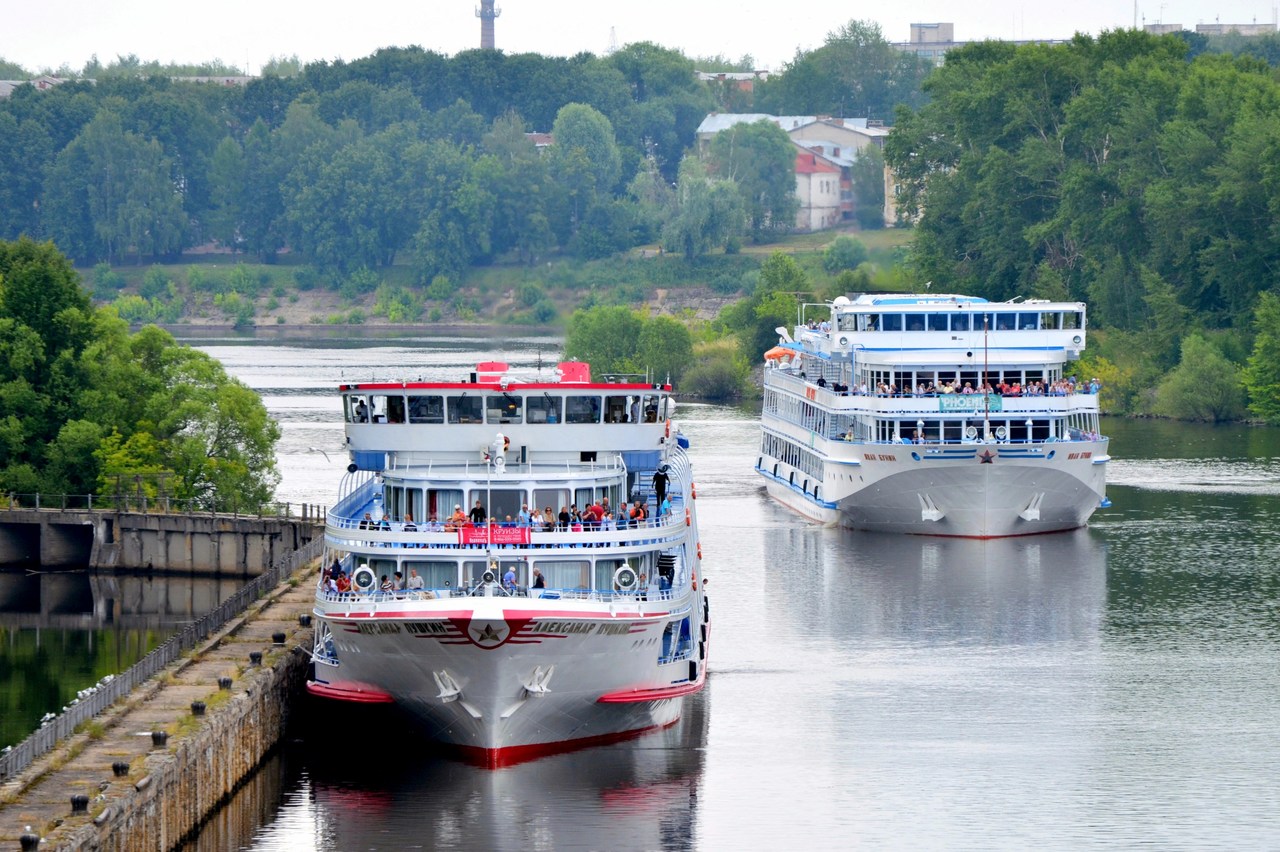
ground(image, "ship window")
xmin=905 ymin=314 xmax=925 ymax=331
xmin=861 ymin=314 xmax=879 ymax=331
xmin=533 ymin=489 xmax=568 ymax=515
xmin=604 ymin=395 xmax=634 ymax=423
xmin=1040 ymin=312 xmax=1060 ymax=330
xmin=1018 ymin=312 xmax=1039 ymax=330
xmin=402 ymin=560 xmax=455 ymax=590
xmin=487 ymin=393 xmax=523 ymax=424
xmin=641 ymin=394 xmax=660 ymax=422
xmin=1063 ymin=311 xmax=1082 ymax=329
xmin=597 ymin=557 xmax=644 ymax=592
xmin=484 ymin=489 xmax=524 ymax=523
xmin=447 ymin=394 xmax=483 ymax=424
xmin=995 ymin=313 xmax=1015 ymax=330
xmin=565 ymin=395 xmax=600 ymax=424
xmin=408 ymin=395 xmax=443 ymax=424
xmin=368 ymin=394 xmax=403 ymax=423
xmin=927 ymin=313 xmax=948 ymax=331
xmin=536 ymin=559 xmax=590 ymax=590
xmin=882 ymin=314 xmax=903 ymax=331
xmin=951 ymin=313 xmax=970 ymax=331
xmin=527 ymin=394 xmax=561 ymax=424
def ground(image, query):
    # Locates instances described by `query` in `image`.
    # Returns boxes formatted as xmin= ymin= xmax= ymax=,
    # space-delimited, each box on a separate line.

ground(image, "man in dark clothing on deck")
xmin=469 ymin=500 xmax=487 ymax=525
xmin=652 ymin=466 xmax=670 ymax=507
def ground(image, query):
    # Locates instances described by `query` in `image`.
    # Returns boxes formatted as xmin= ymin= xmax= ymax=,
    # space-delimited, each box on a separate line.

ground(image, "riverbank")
xmin=0 ymin=559 xmax=319 ymax=849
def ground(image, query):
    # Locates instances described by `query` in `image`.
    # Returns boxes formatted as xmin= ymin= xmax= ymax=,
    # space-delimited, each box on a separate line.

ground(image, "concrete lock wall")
xmin=61 ymin=651 xmax=309 ymax=851
xmin=0 ymin=511 xmax=318 ymax=574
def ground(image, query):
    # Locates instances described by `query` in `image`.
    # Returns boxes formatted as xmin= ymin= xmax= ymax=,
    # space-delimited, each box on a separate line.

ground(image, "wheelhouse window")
xmin=641 ymin=394 xmax=661 ymax=422
xmin=565 ymin=395 xmax=600 ymax=424
xmin=408 ymin=395 xmax=444 ymax=424
xmin=881 ymin=314 xmax=903 ymax=331
xmin=369 ymin=394 xmax=405 ymax=423
xmin=447 ymin=394 xmax=483 ymax=424
xmin=927 ymin=313 xmax=948 ymax=331
xmin=527 ymin=394 xmax=561 ymax=424
xmin=604 ymin=395 xmax=636 ymax=423
xmin=487 ymin=393 xmax=523 ymax=424
xmin=951 ymin=313 xmax=971 ymax=331
xmin=1018 ymin=312 xmax=1039 ymax=330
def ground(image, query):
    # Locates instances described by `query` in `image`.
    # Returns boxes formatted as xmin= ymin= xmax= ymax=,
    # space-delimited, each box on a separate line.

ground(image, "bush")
xmin=294 ymin=266 xmax=320 ymax=291
xmin=822 ymin=236 xmax=869 ymax=273
xmin=682 ymin=348 xmax=748 ymax=400
xmin=140 ymin=266 xmax=170 ymax=300
xmin=92 ymin=263 xmax=125 ymax=300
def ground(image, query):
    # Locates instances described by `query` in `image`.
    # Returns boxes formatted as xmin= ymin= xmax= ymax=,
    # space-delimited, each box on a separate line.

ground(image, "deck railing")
xmin=1 ymin=493 xmax=325 ymax=520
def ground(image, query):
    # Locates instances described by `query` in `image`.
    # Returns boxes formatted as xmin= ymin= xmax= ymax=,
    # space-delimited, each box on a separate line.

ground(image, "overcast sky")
xmin=4 ymin=0 xmax=1278 ymax=74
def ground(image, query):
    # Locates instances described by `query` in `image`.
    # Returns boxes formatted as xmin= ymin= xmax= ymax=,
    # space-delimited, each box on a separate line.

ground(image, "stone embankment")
xmin=0 ymin=561 xmax=320 ymax=850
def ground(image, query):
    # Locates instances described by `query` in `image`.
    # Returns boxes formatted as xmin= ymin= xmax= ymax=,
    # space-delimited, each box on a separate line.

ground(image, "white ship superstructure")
xmin=308 ymin=360 xmax=709 ymax=767
xmin=757 ymin=294 xmax=1110 ymax=537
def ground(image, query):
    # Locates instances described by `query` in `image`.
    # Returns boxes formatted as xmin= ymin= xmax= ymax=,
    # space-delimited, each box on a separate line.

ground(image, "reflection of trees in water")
xmin=0 ymin=568 xmax=249 ymax=748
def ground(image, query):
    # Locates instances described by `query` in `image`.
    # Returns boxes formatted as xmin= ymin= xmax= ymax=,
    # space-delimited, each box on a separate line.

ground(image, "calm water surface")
xmin=172 ymin=337 xmax=1280 ymax=849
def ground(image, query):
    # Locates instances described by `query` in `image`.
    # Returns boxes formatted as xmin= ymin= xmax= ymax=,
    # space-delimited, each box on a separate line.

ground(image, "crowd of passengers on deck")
xmin=806 ymin=375 xmax=1102 ymax=397
xmin=345 ymin=496 xmax=671 ymax=539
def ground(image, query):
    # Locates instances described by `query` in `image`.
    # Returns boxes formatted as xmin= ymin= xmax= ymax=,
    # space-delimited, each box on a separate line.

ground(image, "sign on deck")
xmin=938 ymin=394 xmax=1003 ymax=413
xmin=458 ymin=525 xmax=531 ymax=546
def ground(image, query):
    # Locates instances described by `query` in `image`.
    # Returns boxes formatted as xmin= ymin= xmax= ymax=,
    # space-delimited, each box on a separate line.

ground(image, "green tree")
xmin=822 ymin=235 xmax=869 ymax=273
xmin=1243 ymin=291 xmax=1280 ymax=422
xmin=662 ymin=156 xmax=744 ymax=259
xmin=755 ymin=20 xmax=932 ymax=119
xmin=636 ymin=314 xmax=694 ymax=385
xmin=548 ymin=104 xmax=622 ymax=237
xmin=707 ymin=119 xmax=797 ymax=241
xmin=1154 ymin=335 xmax=1245 ymax=421
xmin=565 ymin=305 xmax=644 ymax=375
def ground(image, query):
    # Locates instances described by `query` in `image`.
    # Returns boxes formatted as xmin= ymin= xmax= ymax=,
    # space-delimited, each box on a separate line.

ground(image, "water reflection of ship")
xmin=209 ymin=688 xmax=710 ymax=851
xmin=0 ymin=567 xmax=244 ymax=629
xmin=763 ymin=528 xmax=1108 ymax=645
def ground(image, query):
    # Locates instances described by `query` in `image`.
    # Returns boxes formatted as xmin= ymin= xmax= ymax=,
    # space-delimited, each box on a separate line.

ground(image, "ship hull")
xmin=309 ymin=597 xmax=706 ymax=767
xmin=762 ymin=441 xmax=1108 ymax=538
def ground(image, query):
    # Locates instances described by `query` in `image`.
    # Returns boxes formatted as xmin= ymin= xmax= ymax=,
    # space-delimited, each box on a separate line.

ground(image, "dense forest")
xmin=0 ymin=23 xmax=917 ymax=284
xmin=885 ymin=30 xmax=1280 ymax=422
xmin=7 ymin=24 xmax=1280 ymax=423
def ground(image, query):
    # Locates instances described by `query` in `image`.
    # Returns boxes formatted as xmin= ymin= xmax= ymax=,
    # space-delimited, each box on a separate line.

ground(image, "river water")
xmin=37 ymin=332 xmax=1280 ymax=850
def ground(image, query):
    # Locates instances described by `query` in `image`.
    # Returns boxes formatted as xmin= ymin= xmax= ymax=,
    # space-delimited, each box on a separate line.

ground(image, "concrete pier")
xmin=0 ymin=557 xmax=320 ymax=850
xmin=0 ymin=509 xmax=319 ymax=573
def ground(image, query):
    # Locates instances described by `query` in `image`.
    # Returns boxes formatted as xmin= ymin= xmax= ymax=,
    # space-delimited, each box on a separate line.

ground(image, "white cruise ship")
xmin=307 ymin=360 xmax=709 ymax=767
xmin=757 ymin=294 xmax=1110 ymax=537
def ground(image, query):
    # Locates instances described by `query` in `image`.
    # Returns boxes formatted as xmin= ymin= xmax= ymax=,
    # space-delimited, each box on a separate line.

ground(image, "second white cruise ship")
xmin=757 ymin=293 xmax=1110 ymax=538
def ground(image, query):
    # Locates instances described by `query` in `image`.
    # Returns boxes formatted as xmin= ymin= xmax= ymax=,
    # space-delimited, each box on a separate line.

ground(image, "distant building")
xmin=1143 ymin=23 xmax=1185 ymax=35
xmin=891 ymin=23 xmax=1068 ymax=66
xmin=793 ymin=145 xmax=843 ymax=231
xmin=525 ymin=132 xmax=553 ymax=151
xmin=1195 ymin=22 xmax=1277 ymax=36
xmin=696 ymin=113 xmax=889 ymax=231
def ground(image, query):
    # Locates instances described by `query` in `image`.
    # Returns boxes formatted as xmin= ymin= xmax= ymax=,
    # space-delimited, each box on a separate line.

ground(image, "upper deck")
xmin=339 ymin=360 xmax=677 ymax=467
xmin=789 ymin=294 xmax=1088 ymax=367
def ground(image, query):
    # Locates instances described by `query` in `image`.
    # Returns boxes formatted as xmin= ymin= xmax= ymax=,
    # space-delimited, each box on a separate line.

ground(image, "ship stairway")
xmin=656 ymin=552 xmax=679 ymax=589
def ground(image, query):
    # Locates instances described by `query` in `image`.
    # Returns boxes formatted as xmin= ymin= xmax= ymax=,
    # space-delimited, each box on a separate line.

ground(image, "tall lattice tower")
xmin=476 ymin=0 xmax=501 ymax=50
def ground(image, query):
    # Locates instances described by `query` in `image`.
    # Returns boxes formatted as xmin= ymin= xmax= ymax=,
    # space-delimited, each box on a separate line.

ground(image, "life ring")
xmin=995 ymin=425 xmax=1008 ymax=440
xmin=696 ymin=542 xmax=703 ymax=560
xmin=691 ymin=483 xmax=697 ymax=499
xmin=665 ymin=419 xmax=671 ymax=438
xmin=352 ymin=565 xmax=377 ymax=594
xmin=685 ymin=509 xmax=691 ymax=526
xmin=614 ymin=565 xmax=638 ymax=591
xmin=964 ymin=426 xmax=978 ymax=440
